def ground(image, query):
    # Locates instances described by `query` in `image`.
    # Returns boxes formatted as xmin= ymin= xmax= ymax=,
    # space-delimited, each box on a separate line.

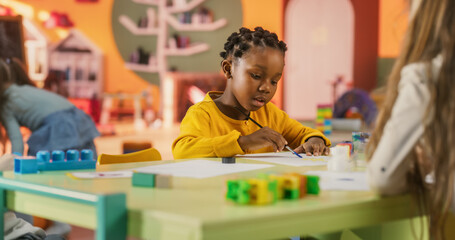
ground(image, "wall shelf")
xmin=119 ymin=15 xmax=159 ymax=35
xmin=167 ymin=0 xmax=205 ymax=13
xmin=166 ymin=15 xmax=227 ymax=31
xmin=125 ymin=62 xmax=159 ymax=73
xmin=165 ymin=43 xmax=209 ymax=56
xmin=119 ymin=0 xmax=228 ymax=127
xmin=132 ymin=0 xmax=158 ymax=6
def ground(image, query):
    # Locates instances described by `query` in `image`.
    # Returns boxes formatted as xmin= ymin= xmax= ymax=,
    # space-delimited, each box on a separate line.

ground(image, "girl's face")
xmin=228 ymin=47 xmax=284 ymax=112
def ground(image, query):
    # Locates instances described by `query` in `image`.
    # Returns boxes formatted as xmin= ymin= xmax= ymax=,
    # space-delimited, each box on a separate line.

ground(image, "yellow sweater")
xmin=172 ymin=92 xmax=331 ymax=159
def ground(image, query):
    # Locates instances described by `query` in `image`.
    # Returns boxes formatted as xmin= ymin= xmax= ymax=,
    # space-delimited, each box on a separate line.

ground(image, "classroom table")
xmin=0 ymin=157 xmax=431 ymax=240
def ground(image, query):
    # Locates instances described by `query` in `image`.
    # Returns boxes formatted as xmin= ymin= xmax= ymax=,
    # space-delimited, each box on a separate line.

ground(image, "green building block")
xmin=268 ymin=179 xmax=278 ymax=203
xmin=226 ymin=180 xmax=240 ymax=201
xmin=132 ymin=172 xmax=155 ymax=187
xmin=306 ymin=175 xmax=320 ymax=195
xmin=226 ymin=180 xmax=251 ymax=204
xmin=236 ymin=180 xmax=251 ymax=204
xmin=283 ymin=189 xmax=300 ymax=200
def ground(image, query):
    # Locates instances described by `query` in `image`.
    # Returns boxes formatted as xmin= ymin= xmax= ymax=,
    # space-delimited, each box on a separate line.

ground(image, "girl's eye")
xmin=250 ymin=73 xmax=261 ymax=79
xmin=271 ymin=81 xmax=278 ymax=86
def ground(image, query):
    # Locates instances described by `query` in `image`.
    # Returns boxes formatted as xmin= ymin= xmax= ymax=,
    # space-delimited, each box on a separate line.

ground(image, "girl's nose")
xmin=258 ymin=81 xmax=271 ymax=93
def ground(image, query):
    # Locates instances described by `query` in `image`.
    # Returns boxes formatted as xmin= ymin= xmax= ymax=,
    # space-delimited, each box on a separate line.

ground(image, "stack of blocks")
xmin=336 ymin=141 xmax=353 ymax=157
xmin=226 ymin=173 xmax=320 ymax=205
xmin=14 ymin=149 xmax=96 ymax=174
xmin=316 ymin=104 xmax=333 ymax=135
xmin=132 ymin=172 xmax=173 ymax=188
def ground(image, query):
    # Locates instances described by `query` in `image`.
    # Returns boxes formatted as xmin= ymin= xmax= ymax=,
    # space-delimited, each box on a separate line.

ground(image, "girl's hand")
xmin=237 ymin=127 xmax=287 ymax=153
xmin=294 ymin=137 xmax=329 ymax=156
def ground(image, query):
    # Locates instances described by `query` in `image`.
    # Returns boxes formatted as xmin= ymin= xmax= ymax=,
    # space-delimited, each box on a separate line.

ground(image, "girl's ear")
xmin=221 ymin=60 xmax=232 ymax=79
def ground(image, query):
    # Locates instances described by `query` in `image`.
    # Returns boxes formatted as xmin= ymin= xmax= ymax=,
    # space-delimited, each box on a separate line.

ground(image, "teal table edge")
xmin=0 ymin=171 xmax=127 ymax=240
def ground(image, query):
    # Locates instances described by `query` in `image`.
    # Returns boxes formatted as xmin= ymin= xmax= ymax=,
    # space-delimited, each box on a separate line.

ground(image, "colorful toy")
xmin=226 ymin=173 xmax=320 ymax=205
xmin=316 ymin=104 xmax=333 ymax=135
xmin=14 ymin=149 xmax=96 ymax=174
xmin=337 ymin=141 xmax=353 ymax=156
xmin=131 ymin=172 xmax=173 ymax=189
xmin=132 ymin=172 xmax=156 ymax=187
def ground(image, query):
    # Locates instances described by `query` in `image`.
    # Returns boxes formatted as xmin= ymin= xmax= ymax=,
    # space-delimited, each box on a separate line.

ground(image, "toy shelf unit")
xmin=48 ymin=29 xmax=103 ymax=99
xmin=119 ymin=0 xmax=227 ymax=78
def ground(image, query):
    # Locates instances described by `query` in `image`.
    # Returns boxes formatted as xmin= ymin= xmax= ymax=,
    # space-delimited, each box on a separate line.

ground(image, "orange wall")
xmin=18 ymin=0 xmax=151 ymax=94
xmin=241 ymin=0 xmax=284 ymax=107
xmin=379 ymin=0 xmax=409 ymax=57
xmin=12 ymin=0 xmax=406 ymax=110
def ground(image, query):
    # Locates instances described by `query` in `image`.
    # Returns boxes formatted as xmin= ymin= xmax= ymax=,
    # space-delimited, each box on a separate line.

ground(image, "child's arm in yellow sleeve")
xmin=172 ymin=107 xmax=245 ymax=159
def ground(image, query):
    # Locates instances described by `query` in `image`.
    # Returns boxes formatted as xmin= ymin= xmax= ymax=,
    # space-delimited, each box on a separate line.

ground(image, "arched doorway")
xmin=284 ymin=0 xmax=354 ymax=120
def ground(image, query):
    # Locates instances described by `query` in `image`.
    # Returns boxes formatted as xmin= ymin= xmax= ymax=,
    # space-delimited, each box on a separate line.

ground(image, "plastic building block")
xmin=283 ymin=189 xmax=300 ymax=200
xmin=66 ymin=149 xmax=79 ymax=161
xmin=289 ymin=173 xmax=308 ymax=198
xmin=222 ymin=157 xmax=235 ymax=164
xmin=282 ymin=174 xmax=300 ymax=190
xmin=36 ymin=151 xmax=50 ymax=161
xmin=14 ymin=157 xmax=38 ymax=174
xmin=14 ymin=149 xmax=96 ymax=174
xmin=337 ymin=141 xmax=353 ymax=156
xmin=306 ymin=175 xmax=320 ymax=195
xmin=226 ymin=179 xmax=250 ymax=204
xmin=268 ymin=174 xmax=285 ymax=199
xmin=248 ymin=179 xmax=271 ymax=205
xmin=81 ymin=149 xmax=94 ymax=161
xmin=155 ymin=174 xmax=173 ymax=188
xmin=52 ymin=150 xmax=65 ymax=161
xmin=267 ymin=179 xmax=279 ymax=203
xmin=226 ymin=180 xmax=240 ymax=201
xmin=132 ymin=172 xmax=155 ymax=187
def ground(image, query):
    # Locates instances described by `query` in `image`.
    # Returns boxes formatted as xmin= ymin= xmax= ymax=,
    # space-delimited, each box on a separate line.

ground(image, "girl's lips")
xmin=252 ymin=97 xmax=266 ymax=107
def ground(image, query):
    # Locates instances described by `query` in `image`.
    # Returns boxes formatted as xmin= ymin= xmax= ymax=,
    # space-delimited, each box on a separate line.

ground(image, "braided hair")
xmin=219 ymin=27 xmax=287 ymax=61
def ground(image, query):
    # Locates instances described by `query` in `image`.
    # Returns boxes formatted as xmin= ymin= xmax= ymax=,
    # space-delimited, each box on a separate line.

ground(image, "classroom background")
xmin=0 ymin=0 xmax=415 ymax=238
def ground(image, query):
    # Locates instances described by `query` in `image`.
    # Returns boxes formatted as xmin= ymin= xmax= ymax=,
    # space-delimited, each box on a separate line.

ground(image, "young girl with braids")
xmin=367 ymin=0 xmax=455 ymax=239
xmin=172 ymin=27 xmax=331 ymax=159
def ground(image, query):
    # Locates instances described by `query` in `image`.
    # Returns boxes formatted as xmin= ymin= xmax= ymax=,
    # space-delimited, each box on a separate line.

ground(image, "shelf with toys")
xmin=132 ymin=0 xmax=159 ymax=5
xmin=119 ymin=16 xmax=159 ymax=35
xmin=119 ymin=0 xmax=227 ymax=74
xmin=165 ymin=42 xmax=209 ymax=56
xmin=166 ymin=14 xmax=227 ymax=31
xmin=167 ymin=0 xmax=205 ymax=13
xmin=124 ymin=62 xmax=159 ymax=73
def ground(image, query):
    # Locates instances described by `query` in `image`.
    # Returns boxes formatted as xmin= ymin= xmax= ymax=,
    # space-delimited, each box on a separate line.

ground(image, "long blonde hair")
xmin=367 ymin=0 xmax=455 ymax=239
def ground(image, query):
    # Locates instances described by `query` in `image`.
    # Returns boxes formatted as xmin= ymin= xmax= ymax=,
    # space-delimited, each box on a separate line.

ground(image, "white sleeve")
xmin=368 ymin=63 xmax=430 ymax=195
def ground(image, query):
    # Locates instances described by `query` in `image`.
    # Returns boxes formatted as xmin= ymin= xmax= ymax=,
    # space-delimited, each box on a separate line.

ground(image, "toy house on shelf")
xmin=23 ymin=18 xmax=49 ymax=83
xmin=48 ymin=29 xmax=103 ymax=99
xmin=119 ymin=0 xmax=228 ymax=127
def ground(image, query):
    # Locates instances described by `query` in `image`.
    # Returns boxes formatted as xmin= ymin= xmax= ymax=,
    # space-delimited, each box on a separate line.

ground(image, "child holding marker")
xmin=172 ymin=27 xmax=331 ymax=159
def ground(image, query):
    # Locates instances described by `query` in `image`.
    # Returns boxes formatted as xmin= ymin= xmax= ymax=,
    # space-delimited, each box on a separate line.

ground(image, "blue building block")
xmin=14 ymin=149 xmax=97 ymax=174
xmin=66 ymin=149 xmax=79 ymax=161
xmin=52 ymin=150 xmax=65 ymax=161
xmin=81 ymin=149 xmax=94 ymax=161
xmin=14 ymin=157 xmax=39 ymax=174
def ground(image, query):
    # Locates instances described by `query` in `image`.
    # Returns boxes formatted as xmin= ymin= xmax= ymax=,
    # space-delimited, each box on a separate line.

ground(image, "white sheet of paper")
xmin=68 ymin=171 xmax=133 ymax=179
xmin=305 ymin=170 xmax=370 ymax=191
xmin=133 ymin=160 xmax=274 ymax=179
xmin=237 ymin=151 xmax=330 ymax=166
